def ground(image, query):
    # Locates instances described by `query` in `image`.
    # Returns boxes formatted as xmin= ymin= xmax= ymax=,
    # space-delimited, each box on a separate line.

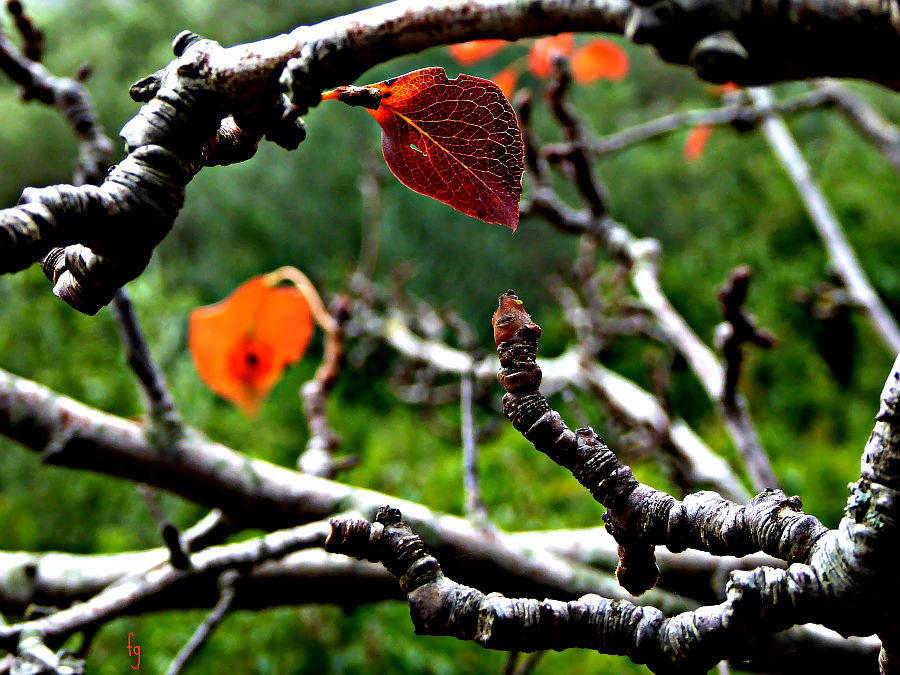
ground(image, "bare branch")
xmin=297 ymin=294 xmax=354 ymax=477
xmin=2 ymin=0 xmax=899 ymax=309
xmin=750 ymin=86 xmax=900 ymax=355
xmin=0 ymin=521 xmax=330 ymax=650
xmin=816 ymin=79 xmax=900 ymax=174
xmin=492 ymin=290 xmax=825 ymax=593
xmin=136 ymin=485 xmax=191 ymax=571
xmin=581 ymin=88 xmax=833 ymax=157
xmin=715 ymin=266 xmax=775 ymax=410
xmin=110 ymin=288 xmax=183 ymax=433
xmin=166 ymin=570 xmax=238 ymax=675
xmin=461 ymin=372 xmax=489 ymax=522
xmin=526 ymin=185 xmax=777 ymax=490
xmin=326 ymin=507 xmax=869 ymax=672
xmin=0 ymin=366 xmax=692 ymax=616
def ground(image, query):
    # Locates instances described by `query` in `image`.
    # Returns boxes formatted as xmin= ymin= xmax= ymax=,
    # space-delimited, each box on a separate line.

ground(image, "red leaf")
xmin=491 ymin=66 xmax=520 ymax=99
xmin=364 ymin=67 xmax=524 ymax=229
xmin=571 ymin=40 xmax=629 ymax=82
xmin=447 ymin=40 xmax=507 ymax=66
xmin=684 ymin=124 xmax=714 ymax=162
xmin=527 ymin=34 xmax=574 ymax=79
xmin=189 ymin=276 xmax=314 ymax=417
xmin=719 ymin=81 xmax=741 ymax=94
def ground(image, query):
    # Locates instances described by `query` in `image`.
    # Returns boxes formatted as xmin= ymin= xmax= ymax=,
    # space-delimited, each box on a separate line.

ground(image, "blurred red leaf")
xmin=527 ymin=33 xmax=574 ymax=78
xmin=363 ymin=67 xmax=524 ymax=229
xmin=571 ymin=39 xmax=629 ymax=82
xmin=684 ymin=124 xmax=714 ymax=162
xmin=447 ymin=39 xmax=507 ymax=65
xmin=491 ymin=66 xmax=520 ymax=99
xmin=189 ymin=276 xmax=313 ymax=417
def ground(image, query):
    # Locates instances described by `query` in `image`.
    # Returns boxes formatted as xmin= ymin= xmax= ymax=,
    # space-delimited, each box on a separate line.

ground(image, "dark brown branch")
xmin=357 ymin=281 xmax=750 ymax=501
xmin=715 ymin=266 xmax=775 ymax=411
xmin=136 ymin=485 xmax=191 ymax=571
xmin=493 ymin=290 xmax=900 ymax=646
xmin=544 ymin=60 xmax=607 ymax=216
xmin=492 ymin=290 xmax=826 ymax=594
xmin=5 ymin=1 xmax=43 ymax=63
xmin=626 ymin=0 xmax=900 ymax=89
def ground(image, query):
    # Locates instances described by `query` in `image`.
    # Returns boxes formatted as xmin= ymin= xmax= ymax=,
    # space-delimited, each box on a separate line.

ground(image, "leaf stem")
xmin=264 ymin=266 xmax=336 ymax=334
xmin=320 ymin=85 xmax=382 ymax=109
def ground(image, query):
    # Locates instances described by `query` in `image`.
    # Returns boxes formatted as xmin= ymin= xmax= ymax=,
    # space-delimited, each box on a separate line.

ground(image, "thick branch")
xmin=0 ymin=366 xmax=688 ymax=615
xmin=626 ymin=0 xmax=900 ymax=89
xmin=327 ymin=507 xmax=869 ymax=673
xmin=2 ymin=0 xmax=900 ymax=310
xmin=493 ymin=290 xmax=900 ymax=644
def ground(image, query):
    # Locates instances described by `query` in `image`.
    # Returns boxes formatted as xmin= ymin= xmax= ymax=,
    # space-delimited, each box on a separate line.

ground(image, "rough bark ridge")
xmin=327 ymin=294 xmax=900 ymax=672
xmin=493 ymin=291 xmax=900 ymax=657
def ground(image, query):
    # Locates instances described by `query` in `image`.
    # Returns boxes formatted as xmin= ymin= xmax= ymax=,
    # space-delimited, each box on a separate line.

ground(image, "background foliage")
xmin=1 ymin=0 xmax=899 ymax=672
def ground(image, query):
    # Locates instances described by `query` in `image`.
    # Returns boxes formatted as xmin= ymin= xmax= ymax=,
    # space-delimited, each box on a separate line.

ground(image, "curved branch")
xmin=491 ymin=290 xmax=828 ymax=592
xmin=327 ymin=507 xmax=875 ymax=673
xmin=2 ymin=0 xmax=900 ymax=311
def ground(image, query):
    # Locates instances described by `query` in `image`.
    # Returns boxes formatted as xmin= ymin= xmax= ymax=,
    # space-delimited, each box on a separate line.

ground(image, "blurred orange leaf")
xmin=571 ymin=39 xmax=629 ymax=82
xmin=491 ymin=66 xmax=520 ymax=98
xmin=527 ymin=33 xmax=574 ymax=78
xmin=447 ymin=39 xmax=508 ymax=65
xmin=189 ymin=276 xmax=313 ymax=417
xmin=684 ymin=124 xmax=714 ymax=162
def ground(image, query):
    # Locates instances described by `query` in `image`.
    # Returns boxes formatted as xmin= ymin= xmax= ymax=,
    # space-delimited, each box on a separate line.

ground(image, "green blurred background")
xmin=1 ymin=0 xmax=898 ymax=672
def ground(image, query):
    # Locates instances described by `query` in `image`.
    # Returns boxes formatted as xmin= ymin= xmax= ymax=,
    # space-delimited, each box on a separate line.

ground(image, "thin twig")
xmin=355 ymin=149 xmax=386 ymax=281
xmin=461 ymin=372 xmax=489 ymax=523
xmin=715 ymin=266 xmax=776 ymax=409
xmin=573 ymin=88 xmax=833 ymax=158
xmin=545 ymin=60 xmax=608 ymax=215
xmin=264 ymin=266 xmax=336 ymax=334
xmin=182 ymin=510 xmax=234 ymax=552
xmin=511 ymin=651 xmax=545 ymax=675
xmin=137 ymin=484 xmax=191 ymax=570
xmin=816 ymin=79 xmax=900 ymax=174
xmin=502 ymin=651 xmax=520 ymax=675
xmin=298 ymin=295 xmax=356 ymax=477
xmin=750 ymin=86 xmax=900 ymax=355
xmin=110 ymin=287 xmax=183 ymax=434
xmin=166 ymin=570 xmax=239 ymax=675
